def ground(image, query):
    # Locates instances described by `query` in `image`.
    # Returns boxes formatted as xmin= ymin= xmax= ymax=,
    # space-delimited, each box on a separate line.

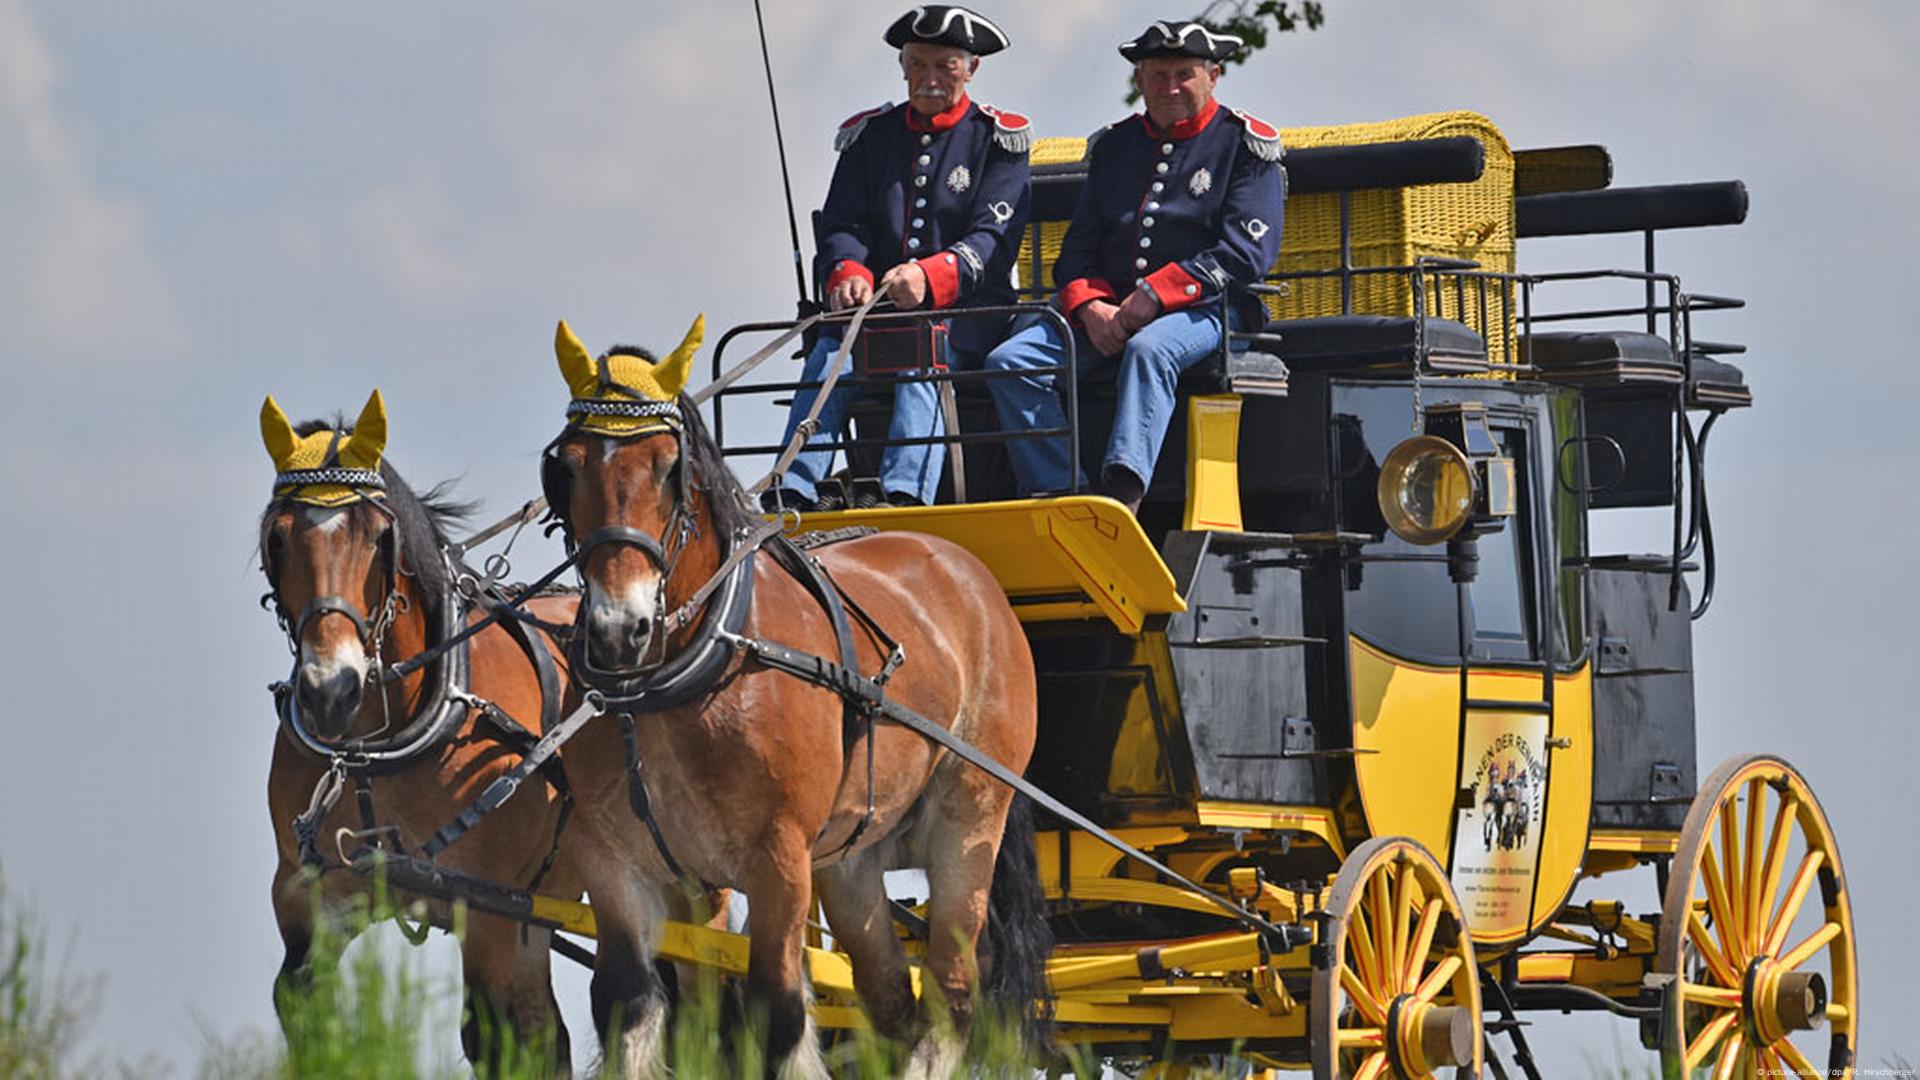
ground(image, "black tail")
xmin=980 ymin=793 xmax=1052 ymax=1044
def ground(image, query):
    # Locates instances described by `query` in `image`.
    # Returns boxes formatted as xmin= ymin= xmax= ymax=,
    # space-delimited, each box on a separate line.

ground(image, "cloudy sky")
xmin=2 ymin=0 xmax=1915 ymax=1072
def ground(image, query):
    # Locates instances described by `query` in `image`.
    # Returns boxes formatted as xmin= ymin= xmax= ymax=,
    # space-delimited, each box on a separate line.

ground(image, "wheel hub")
xmin=1385 ymin=994 xmax=1473 ymax=1076
xmin=1746 ymin=957 xmax=1827 ymax=1044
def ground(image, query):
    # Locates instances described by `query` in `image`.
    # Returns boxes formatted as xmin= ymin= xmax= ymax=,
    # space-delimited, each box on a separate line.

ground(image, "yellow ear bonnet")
xmin=260 ymin=390 xmax=390 ymax=507
xmin=554 ymin=315 xmax=705 ymax=436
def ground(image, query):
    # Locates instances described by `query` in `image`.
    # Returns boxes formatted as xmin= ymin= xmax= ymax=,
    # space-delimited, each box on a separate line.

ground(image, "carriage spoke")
xmin=1778 ymin=920 xmax=1842 ymax=973
xmin=1773 ymin=1037 xmax=1821 ymax=1078
xmin=1754 ymin=791 xmax=1799 ymax=955
xmin=1413 ymin=953 xmax=1462 ymax=1004
xmin=1756 ymin=1045 xmax=1784 ymax=1076
xmin=1370 ymin=865 xmax=1396 ymax=995
xmin=1351 ymin=1050 xmax=1389 ymax=1080
xmin=1684 ymin=1010 xmax=1740 ymax=1071
xmin=1742 ymin=778 xmax=1765 ymax=954
xmin=1348 ymin=903 xmax=1383 ymax=995
xmin=1682 ymin=981 xmax=1745 ymax=1010
xmin=1340 ymin=965 xmax=1388 ymax=1028
xmin=1336 ymin=1026 xmax=1386 ymax=1050
xmin=1698 ymin=844 xmax=1746 ymax=965
xmin=1715 ymin=800 xmax=1746 ymax=950
xmin=1687 ymin=911 xmax=1740 ymax=989
xmin=1389 ymin=859 xmax=1413 ymax=994
xmin=1402 ymin=897 xmax=1442 ymax=990
xmin=1764 ymin=851 xmax=1825 ymax=959
xmin=1709 ymin=1029 xmax=1745 ymax=1080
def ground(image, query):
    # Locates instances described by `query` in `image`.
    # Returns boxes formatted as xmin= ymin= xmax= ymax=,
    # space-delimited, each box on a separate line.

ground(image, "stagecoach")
xmin=311 ymin=109 xmax=1853 ymax=1078
xmin=675 ymin=109 xmax=1852 ymax=1077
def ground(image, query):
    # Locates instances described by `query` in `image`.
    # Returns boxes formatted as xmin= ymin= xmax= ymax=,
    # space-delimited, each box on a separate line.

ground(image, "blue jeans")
xmin=773 ymin=332 xmax=945 ymax=505
xmin=983 ymin=306 xmax=1230 ymax=496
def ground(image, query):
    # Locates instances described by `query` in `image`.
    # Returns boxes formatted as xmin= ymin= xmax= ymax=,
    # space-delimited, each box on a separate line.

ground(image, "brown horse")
xmin=257 ymin=391 xmax=586 ymax=1073
xmin=537 ymin=319 xmax=1047 ymax=1077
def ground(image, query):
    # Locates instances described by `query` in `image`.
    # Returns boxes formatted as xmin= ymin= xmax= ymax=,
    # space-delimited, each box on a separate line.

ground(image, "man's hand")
xmin=878 ymin=263 xmax=929 ymax=310
xmin=1078 ymin=300 xmax=1131 ymax=357
xmin=829 ymin=273 xmax=874 ymax=312
xmin=1117 ymin=286 xmax=1162 ymax=334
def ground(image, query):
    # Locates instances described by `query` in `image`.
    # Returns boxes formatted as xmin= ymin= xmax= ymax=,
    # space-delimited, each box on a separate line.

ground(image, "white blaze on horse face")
xmin=304 ymin=505 xmax=349 ymax=536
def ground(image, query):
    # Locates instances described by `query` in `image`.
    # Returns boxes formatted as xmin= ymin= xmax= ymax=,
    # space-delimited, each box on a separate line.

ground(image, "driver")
xmin=765 ymin=5 xmax=1030 ymax=511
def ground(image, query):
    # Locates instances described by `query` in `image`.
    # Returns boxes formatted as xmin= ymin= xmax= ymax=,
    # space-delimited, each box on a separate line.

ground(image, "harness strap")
xmin=419 ymin=693 xmax=604 ymax=861
xmin=728 ymin=631 xmax=1300 ymax=945
xmin=765 ymin=537 xmax=881 ymax=862
xmin=618 ymin=712 xmax=689 ymax=880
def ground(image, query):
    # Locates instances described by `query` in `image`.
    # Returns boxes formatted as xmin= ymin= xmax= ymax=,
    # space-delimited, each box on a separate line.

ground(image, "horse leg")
xmin=456 ymin=915 xmax=573 ymax=1078
xmin=743 ymin=829 xmax=829 ymax=1080
xmin=270 ymin=862 xmax=317 ymax=1022
xmin=815 ymin=849 xmax=917 ymax=1045
xmin=584 ymin=872 xmax=669 ymax=1080
xmin=909 ymin=778 xmax=1014 ymax=1077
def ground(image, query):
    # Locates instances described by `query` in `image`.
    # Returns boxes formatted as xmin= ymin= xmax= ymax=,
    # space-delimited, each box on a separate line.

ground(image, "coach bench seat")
xmin=1686 ymin=353 xmax=1752 ymax=410
xmin=1244 ymin=314 xmax=1490 ymax=375
xmin=1520 ymin=329 xmax=1682 ymax=387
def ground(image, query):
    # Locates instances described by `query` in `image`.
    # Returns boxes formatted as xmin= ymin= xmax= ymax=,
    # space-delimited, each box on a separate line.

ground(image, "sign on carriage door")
xmin=1445 ymin=433 xmax=1552 ymax=945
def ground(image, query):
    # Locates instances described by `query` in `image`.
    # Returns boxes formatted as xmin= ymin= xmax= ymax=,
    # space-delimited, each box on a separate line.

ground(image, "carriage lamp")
xmin=1376 ymin=402 xmax=1517 ymax=547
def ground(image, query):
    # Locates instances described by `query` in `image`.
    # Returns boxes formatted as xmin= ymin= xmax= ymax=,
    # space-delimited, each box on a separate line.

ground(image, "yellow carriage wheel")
xmin=1311 ymin=837 xmax=1483 ymax=1079
xmin=1655 ymin=754 xmax=1858 ymax=1078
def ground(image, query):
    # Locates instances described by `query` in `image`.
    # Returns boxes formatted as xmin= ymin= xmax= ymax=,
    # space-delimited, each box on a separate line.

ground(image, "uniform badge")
xmin=1242 ymin=217 xmax=1270 ymax=241
xmin=947 ymin=165 xmax=972 ymax=193
xmin=1189 ymin=167 xmax=1213 ymax=197
xmin=987 ymin=200 xmax=1014 ymax=224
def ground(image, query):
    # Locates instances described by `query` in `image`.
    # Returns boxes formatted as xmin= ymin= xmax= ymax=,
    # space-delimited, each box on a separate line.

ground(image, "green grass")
xmin=8 ymin=866 xmax=1910 ymax=1078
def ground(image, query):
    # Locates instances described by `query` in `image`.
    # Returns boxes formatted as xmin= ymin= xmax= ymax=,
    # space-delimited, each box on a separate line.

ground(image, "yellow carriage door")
xmin=1347 ymin=393 xmax=1592 ymax=949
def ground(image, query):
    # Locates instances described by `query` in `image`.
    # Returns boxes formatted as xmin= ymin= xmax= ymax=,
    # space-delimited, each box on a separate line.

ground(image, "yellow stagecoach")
xmin=692 ymin=109 xmax=1855 ymax=1078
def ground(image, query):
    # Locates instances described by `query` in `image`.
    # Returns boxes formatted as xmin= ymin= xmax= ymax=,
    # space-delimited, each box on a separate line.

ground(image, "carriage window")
xmin=1467 ymin=428 xmax=1536 ymax=662
xmin=1547 ymin=391 xmax=1587 ymax=666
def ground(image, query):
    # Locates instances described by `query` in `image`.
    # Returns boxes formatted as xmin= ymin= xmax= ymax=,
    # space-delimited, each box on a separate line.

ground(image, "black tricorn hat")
xmin=1118 ymin=20 xmax=1244 ymax=62
xmin=884 ymin=6 xmax=1010 ymax=56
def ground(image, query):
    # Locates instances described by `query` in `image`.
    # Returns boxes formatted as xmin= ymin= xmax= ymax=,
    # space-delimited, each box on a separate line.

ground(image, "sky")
xmin=2 ymin=0 xmax=1916 ymax=1073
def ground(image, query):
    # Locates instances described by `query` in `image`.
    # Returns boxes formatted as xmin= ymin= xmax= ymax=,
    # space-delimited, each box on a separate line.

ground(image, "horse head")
xmin=257 ymin=390 xmax=398 ymax=739
xmin=542 ymin=316 xmax=712 ymax=675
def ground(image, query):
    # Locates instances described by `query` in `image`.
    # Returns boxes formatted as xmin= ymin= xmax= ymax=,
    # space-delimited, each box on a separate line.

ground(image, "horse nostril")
xmin=297 ymin=665 xmax=364 ymax=733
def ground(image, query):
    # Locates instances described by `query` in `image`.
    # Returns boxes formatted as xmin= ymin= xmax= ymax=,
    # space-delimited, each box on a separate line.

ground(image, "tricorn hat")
xmin=1118 ymin=20 xmax=1244 ymax=63
xmin=884 ymin=6 xmax=1010 ymax=56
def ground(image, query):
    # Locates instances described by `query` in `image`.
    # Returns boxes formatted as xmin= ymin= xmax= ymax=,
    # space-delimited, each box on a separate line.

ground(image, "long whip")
xmin=752 ymin=0 xmax=809 ymax=305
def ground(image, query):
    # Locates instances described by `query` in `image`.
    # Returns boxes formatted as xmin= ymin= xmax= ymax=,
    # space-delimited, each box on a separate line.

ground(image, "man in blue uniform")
xmin=982 ymin=20 xmax=1284 ymax=511
xmin=767 ymin=5 xmax=1030 ymax=511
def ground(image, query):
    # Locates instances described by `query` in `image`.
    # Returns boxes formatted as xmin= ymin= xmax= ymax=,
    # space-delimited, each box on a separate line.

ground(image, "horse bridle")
xmin=261 ymin=468 xmax=406 ymax=663
xmin=541 ymin=401 xmax=703 ymax=679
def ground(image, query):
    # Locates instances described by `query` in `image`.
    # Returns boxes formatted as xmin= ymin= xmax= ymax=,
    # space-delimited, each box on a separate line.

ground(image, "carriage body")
xmin=696 ymin=109 xmax=1855 ymax=1074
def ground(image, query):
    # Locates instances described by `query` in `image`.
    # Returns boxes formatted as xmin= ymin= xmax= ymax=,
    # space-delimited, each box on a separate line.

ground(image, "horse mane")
xmin=600 ymin=345 xmax=755 ymax=543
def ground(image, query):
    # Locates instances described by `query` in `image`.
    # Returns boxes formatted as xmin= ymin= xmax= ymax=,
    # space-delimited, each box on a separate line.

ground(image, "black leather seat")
xmin=1686 ymin=353 xmax=1752 ymax=409
xmin=1521 ymin=330 xmax=1683 ymax=386
xmin=1249 ymin=315 xmax=1489 ymax=374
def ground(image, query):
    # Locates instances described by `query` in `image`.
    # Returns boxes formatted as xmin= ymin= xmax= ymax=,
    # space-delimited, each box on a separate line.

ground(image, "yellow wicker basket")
xmin=1014 ymin=113 xmax=1519 ymax=368
xmin=1274 ymin=111 xmax=1516 ymax=366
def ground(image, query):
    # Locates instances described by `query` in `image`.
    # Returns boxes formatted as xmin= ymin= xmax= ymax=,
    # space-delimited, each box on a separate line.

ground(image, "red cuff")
xmin=1058 ymin=277 xmax=1120 ymax=316
xmin=916 ymin=253 xmax=962 ymax=310
xmin=826 ymin=260 xmax=874 ymax=293
xmin=1143 ymin=262 xmax=1206 ymax=312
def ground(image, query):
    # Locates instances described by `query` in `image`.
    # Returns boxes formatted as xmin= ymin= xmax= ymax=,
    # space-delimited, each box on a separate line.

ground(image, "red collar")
xmin=905 ymin=95 xmax=972 ymax=133
xmin=1141 ymin=97 xmax=1221 ymax=142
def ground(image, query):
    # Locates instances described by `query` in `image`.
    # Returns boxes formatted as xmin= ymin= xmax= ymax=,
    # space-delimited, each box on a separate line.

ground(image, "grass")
xmin=7 ymin=865 xmax=1910 ymax=1078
